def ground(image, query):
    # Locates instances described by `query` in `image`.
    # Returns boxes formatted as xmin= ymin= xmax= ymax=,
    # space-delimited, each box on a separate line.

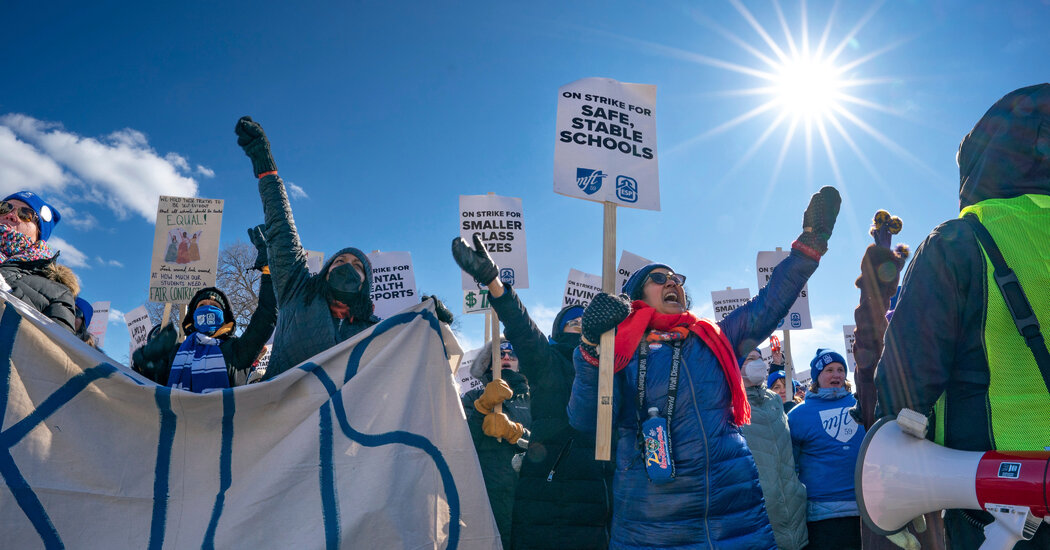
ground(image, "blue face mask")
xmin=193 ymin=305 xmax=224 ymax=334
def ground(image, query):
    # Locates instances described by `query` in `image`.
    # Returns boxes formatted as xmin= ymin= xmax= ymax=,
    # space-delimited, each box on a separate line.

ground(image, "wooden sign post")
xmin=595 ymin=202 xmax=617 ymax=460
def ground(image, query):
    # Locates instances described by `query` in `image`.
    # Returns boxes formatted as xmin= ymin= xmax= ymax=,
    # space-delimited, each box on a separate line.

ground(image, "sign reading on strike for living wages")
xmin=366 ymin=251 xmax=418 ymax=319
xmin=88 ymin=301 xmax=110 ymax=347
xmin=125 ymin=305 xmax=152 ymax=356
xmin=554 ymin=77 xmax=660 ymax=211
xmin=563 ymin=269 xmax=602 ymax=309
xmin=843 ymin=325 xmax=857 ymax=372
xmin=711 ymin=288 xmax=751 ymax=321
xmin=459 ymin=194 xmax=528 ymax=290
xmin=616 ymin=250 xmax=653 ymax=295
xmin=148 ymin=196 xmax=223 ymax=304
xmin=755 ymin=250 xmax=812 ymax=330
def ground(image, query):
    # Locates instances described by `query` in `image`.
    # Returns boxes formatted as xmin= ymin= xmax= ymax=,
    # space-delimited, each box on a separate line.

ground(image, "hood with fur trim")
xmin=181 ymin=286 xmax=237 ymax=338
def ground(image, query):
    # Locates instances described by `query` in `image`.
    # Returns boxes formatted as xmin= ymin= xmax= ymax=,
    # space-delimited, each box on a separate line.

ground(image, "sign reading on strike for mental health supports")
xmin=88 ymin=301 xmax=110 ymax=347
xmin=843 ymin=325 xmax=857 ymax=372
xmin=125 ymin=305 xmax=152 ymax=356
xmin=616 ymin=250 xmax=653 ymax=295
xmin=563 ymin=268 xmax=602 ymax=308
xmin=148 ymin=196 xmax=223 ymax=304
xmin=366 ymin=251 xmax=418 ymax=319
xmin=711 ymin=288 xmax=751 ymax=321
xmin=755 ymin=250 xmax=812 ymax=330
xmin=459 ymin=194 xmax=528 ymax=290
xmin=554 ymin=77 xmax=659 ymax=211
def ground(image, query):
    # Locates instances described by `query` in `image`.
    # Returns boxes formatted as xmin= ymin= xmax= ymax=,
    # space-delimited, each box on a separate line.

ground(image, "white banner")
xmin=455 ymin=347 xmax=485 ymax=397
xmin=366 ymin=251 xmax=418 ymax=319
xmin=616 ymin=250 xmax=653 ymax=295
xmin=459 ymin=194 xmax=529 ymax=289
xmin=554 ymin=77 xmax=660 ymax=210
xmin=563 ymin=268 xmax=602 ymax=309
xmin=124 ymin=304 xmax=152 ymax=356
xmin=0 ymin=298 xmax=499 ymax=549
xmin=756 ymin=250 xmax=812 ymax=330
xmin=148 ymin=196 xmax=224 ymax=304
xmin=843 ymin=325 xmax=857 ymax=372
xmin=88 ymin=300 xmax=110 ymax=347
xmin=711 ymin=288 xmax=751 ymax=321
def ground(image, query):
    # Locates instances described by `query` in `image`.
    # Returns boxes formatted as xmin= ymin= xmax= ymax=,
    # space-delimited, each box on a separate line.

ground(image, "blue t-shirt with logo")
xmin=787 ymin=392 xmax=865 ymax=503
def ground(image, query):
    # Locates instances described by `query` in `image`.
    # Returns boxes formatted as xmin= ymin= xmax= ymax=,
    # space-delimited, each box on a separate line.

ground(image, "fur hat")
xmin=3 ymin=191 xmax=60 ymax=241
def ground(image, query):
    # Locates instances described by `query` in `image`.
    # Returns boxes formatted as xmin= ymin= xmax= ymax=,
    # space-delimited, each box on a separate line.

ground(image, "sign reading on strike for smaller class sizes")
xmin=554 ymin=77 xmax=659 ymax=211
xmin=843 ymin=325 xmax=857 ymax=372
xmin=366 ymin=251 xmax=418 ymax=320
xmin=710 ymin=289 xmax=750 ymax=321
xmin=616 ymin=250 xmax=653 ymax=295
xmin=755 ymin=250 xmax=812 ymax=330
xmin=148 ymin=196 xmax=223 ymax=305
xmin=563 ymin=269 xmax=602 ymax=309
xmin=459 ymin=194 xmax=528 ymax=290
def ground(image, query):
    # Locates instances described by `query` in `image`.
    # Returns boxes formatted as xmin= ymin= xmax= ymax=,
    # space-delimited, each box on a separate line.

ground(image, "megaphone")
xmin=857 ymin=412 xmax=1050 ymax=550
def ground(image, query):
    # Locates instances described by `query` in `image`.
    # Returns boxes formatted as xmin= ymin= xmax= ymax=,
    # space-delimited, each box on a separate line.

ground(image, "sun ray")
xmin=813 ymin=0 xmax=840 ymax=58
xmin=836 ymin=94 xmax=904 ymax=117
xmin=772 ymin=0 xmax=801 ymax=59
xmin=718 ymin=111 xmax=791 ymax=185
xmin=696 ymin=100 xmax=782 ymax=141
xmin=602 ymin=31 xmax=779 ymax=81
xmin=800 ymin=0 xmax=810 ymax=57
xmin=815 ymin=118 xmax=864 ymax=241
xmin=688 ymin=11 xmax=782 ymax=71
xmin=835 ymin=35 xmax=913 ymax=74
xmin=730 ymin=0 xmax=791 ymax=64
xmin=832 ymin=104 xmax=945 ymax=182
xmin=805 ymin=119 xmax=815 ymax=187
xmin=754 ymin=115 xmax=801 ymax=233
xmin=824 ymin=110 xmax=884 ymax=185
xmin=825 ymin=0 xmax=887 ymax=64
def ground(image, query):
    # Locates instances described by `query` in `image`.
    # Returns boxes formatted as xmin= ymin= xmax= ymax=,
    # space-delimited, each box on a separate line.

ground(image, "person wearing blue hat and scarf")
xmin=132 ymin=231 xmax=277 ymax=393
xmin=787 ymin=348 xmax=865 ymax=550
xmin=73 ymin=296 xmax=97 ymax=347
xmin=0 ymin=190 xmax=76 ymax=331
xmin=453 ymin=236 xmax=613 ymax=549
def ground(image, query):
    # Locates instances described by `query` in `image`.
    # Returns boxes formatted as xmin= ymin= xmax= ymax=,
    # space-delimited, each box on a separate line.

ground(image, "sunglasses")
xmin=499 ymin=348 xmax=517 ymax=358
xmin=0 ymin=201 xmax=38 ymax=224
xmin=647 ymin=272 xmax=686 ymax=286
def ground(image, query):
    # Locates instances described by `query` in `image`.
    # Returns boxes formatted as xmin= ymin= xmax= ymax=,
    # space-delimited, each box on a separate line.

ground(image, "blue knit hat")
xmin=3 ymin=191 xmax=60 ymax=241
xmin=767 ymin=370 xmax=786 ymax=389
xmin=621 ymin=263 xmax=672 ymax=300
xmin=74 ymin=297 xmax=93 ymax=328
xmin=810 ymin=348 xmax=847 ymax=381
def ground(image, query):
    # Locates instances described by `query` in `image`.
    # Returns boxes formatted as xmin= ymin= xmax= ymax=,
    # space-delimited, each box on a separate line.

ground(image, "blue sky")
xmin=1 ymin=1 xmax=1048 ymax=375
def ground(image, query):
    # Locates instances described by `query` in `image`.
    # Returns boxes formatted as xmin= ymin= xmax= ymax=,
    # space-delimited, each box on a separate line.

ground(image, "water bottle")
xmin=642 ymin=407 xmax=674 ymax=483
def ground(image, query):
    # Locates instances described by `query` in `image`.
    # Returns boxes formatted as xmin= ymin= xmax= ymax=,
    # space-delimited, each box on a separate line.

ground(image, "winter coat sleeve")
xmin=567 ymin=347 xmax=622 ymax=433
xmin=719 ymin=250 xmax=819 ymax=358
xmin=258 ymin=174 xmax=312 ymax=306
xmin=131 ymin=324 xmax=178 ymax=385
xmin=221 ymin=273 xmax=278 ymax=374
xmin=876 ymin=220 xmax=977 ymax=417
xmin=488 ymin=286 xmax=563 ymax=390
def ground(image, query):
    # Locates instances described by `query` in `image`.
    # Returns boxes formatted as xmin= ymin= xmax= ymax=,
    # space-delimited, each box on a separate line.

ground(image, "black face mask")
xmin=327 ymin=263 xmax=365 ymax=304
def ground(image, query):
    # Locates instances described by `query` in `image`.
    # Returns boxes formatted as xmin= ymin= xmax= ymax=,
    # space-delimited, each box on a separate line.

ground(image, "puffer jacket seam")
xmin=684 ymin=362 xmax=714 ymax=549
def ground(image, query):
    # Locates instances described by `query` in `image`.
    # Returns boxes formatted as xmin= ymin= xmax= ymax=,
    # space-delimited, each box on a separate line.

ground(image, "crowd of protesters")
xmin=1 ymin=83 xmax=1047 ymax=549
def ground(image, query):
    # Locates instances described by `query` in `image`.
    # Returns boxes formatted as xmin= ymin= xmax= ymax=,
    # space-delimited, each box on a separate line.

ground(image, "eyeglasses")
xmin=499 ymin=349 xmax=517 ymax=359
xmin=647 ymin=272 xmax=686 ymax=286
xmin=564 ymin=318 xmax=582 ymax=330
xmin=0 ymin=201 xmax=38 ymax=224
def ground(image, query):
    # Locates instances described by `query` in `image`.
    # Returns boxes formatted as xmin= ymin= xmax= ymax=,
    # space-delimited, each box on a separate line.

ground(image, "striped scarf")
xmin=167 ymin=332 xmax=229 ymax=393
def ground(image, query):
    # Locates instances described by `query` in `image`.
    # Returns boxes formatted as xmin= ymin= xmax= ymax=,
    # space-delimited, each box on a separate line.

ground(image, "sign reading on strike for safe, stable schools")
xmin=755 ymin=250 xmax=812 ymax=330
xmin=459 ymin=194 xmax=528 ymax=290
xmin=366 ymin=251 xmax=418 ymax=319
xmin=843 ymin=325 xmax=857 ymax=372
xmin=711 ymin=289 xmax=750 ymax=321
xmin=148 ymin=196 xmax=223 ymax=304
xmin=89 ymin=301 xmax=110 ymax=347
xmin=563 ymin=269 xmax=602 ymax=309
xmin=554 ymin=77 xmax=660 ymax=211
xmin=616 ymin=250 xmax=653 ymax=295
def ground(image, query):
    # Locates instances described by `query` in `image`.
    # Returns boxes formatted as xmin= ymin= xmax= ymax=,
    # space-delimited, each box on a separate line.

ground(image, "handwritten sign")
xmin=755 ymin=250 xmax=812 ymax=330
xmin=367 ymin=251 xmax=418 ymax=319
xmin=148 ymin=196 xmax=223 ymax=304
xmin=125 ymin=305 xmax=152 ymax=356
xmin=459 ymin=194 xmax=528 ymax=290
xmin=88 ymin=301 xmax=110 ymax=347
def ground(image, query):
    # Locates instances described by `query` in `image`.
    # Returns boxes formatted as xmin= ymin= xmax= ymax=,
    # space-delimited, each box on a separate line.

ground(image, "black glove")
xmin=247 ymin=224 xmax=268 ymax=270
xmin=451 ymin=234 xmax=499 ymax=286
xmin=235 ymin=116 xmax=277 ymax=177
xmin=422 ymin=294 xmax=454 ymax=324
xmin=796 ymin=186 xmax=841 ymax=256
xmin=581 ymin=292 xmax=632 ymax=345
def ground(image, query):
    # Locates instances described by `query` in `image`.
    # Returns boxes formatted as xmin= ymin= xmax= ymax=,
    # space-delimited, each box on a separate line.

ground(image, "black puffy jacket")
xmin=0 ymin=255 xmax=76 ymax=332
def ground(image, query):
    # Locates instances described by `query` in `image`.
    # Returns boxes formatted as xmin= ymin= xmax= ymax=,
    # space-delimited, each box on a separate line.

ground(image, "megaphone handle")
xmin=979 ymin=508 xmax=1036 ymax=550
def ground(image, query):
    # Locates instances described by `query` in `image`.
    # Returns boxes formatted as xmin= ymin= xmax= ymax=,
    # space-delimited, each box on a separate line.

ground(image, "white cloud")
xmin=95 ymin=256 xmax=124 ymax=268
xmin=286 ymin=181 xmax=308 ymax=200
xmin=48 ymin=236 xmax=89 ymax=268
xmin=0 ymin=114 xmax=199 ymax=222
xmin=196 ymin=165 xmax=215 ymax=178
xmin=108 ymin=308 xmax=125 ymax=324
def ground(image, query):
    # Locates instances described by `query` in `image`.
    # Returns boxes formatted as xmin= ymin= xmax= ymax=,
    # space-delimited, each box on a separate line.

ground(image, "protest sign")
xmin=305 ymin=249 xmax=325 ymax=275
xmin=563 ymin=268 xmax=602 ymax=308
xmin=148 ymin=196 xmax=223 ymax=304
xmin=616 ymin=250 xmax=653 ymax=294
xmin=755 ymin=250 xmax=812 ymax=330
xmin=88 ymin=301 xmax=110 ymax=347
xmin=366 ymin=251 xmax=418 ymax=319
xmin=454 ymin=348 xmax=485 ymax=397
xmin=459 ymin=194 xmax=528 ymax=289
xmin=843 ymin=325 xmax=857 ymax=372
xmin=124 ymin=305 xmax=152 ymax=356
xmin=711 ymin=288 xmax=751 ymax=321
xmin=462 ymin=288 xmax=491 ymax=315
xmin=554 ymin=77 xmax=659 ymax=210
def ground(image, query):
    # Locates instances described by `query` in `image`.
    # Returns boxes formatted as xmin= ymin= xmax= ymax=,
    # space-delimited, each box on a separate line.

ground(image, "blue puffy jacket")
xmin=568 ymin=250 xmax=817 ymax=549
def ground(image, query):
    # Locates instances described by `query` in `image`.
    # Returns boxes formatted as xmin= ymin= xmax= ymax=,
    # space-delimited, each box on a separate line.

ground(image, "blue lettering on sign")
xmin=776 ymin=318 xmax=785 ymax=329
xmin=499 ymin=268 xmax=515 ymax=286
xmin=576 ymin=168 xmax=606 ymax=195
xmin=615 ymin=176 xmax=638 ymax=203
xmin=791 ymin=312 xmax=802 ymax=328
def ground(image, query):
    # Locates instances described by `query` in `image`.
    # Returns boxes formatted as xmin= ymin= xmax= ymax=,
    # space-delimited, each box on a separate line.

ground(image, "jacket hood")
xmin=958 ymin=83 xmax=1050 ymax=209
xmin=45 ymin=261 xmax=79 ymax=296
xmin=181 ymin=286 xmax=236 ymax=337
xmin=550 ymin=304 xmax=584 ymax=345
xmin=471 ymin=337 xmax=508 ymax=380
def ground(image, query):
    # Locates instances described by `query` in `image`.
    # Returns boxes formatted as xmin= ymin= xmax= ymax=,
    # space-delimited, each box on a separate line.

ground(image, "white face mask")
xmin=743 ymin=360 xmax=768 ymax=386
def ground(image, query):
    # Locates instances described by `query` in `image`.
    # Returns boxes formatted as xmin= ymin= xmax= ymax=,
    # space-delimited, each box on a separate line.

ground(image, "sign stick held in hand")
xmin=596 ymin=202 xmax=618 ymax=460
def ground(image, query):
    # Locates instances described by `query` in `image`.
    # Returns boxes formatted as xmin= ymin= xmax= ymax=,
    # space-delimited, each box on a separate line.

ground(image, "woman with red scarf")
xmin=567 ymin=187 xmax=840 ymax=549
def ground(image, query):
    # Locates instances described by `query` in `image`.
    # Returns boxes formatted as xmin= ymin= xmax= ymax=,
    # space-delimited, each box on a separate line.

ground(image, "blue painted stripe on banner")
xmin=202 ymin=388 xmax=236 ymax=549
xmin=1 ymin=364 xmax=117 ymax=448
xmin=0 ymin=449 xmax=63 ymax=548
xmin=318 ymin=402 xmax=340 ymax=550
xmin=148 ymin=387 xmax=176 ymax=550
xmin=343 ymin=310 xmax=441 ymax=383
xmin=0 ymin=305 xmax=24 ymax=425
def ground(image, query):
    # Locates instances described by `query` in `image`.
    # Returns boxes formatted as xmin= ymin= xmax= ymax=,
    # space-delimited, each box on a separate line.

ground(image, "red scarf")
xmin=328 ymin=299 xmax=351 ymax=320
xmin=614 ymin=300 xmax=751 ymax=425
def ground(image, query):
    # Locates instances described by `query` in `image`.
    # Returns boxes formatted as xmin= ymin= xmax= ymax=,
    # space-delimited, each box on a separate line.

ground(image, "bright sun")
xmin=772 ymin=57 xmax=843 ymax=120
